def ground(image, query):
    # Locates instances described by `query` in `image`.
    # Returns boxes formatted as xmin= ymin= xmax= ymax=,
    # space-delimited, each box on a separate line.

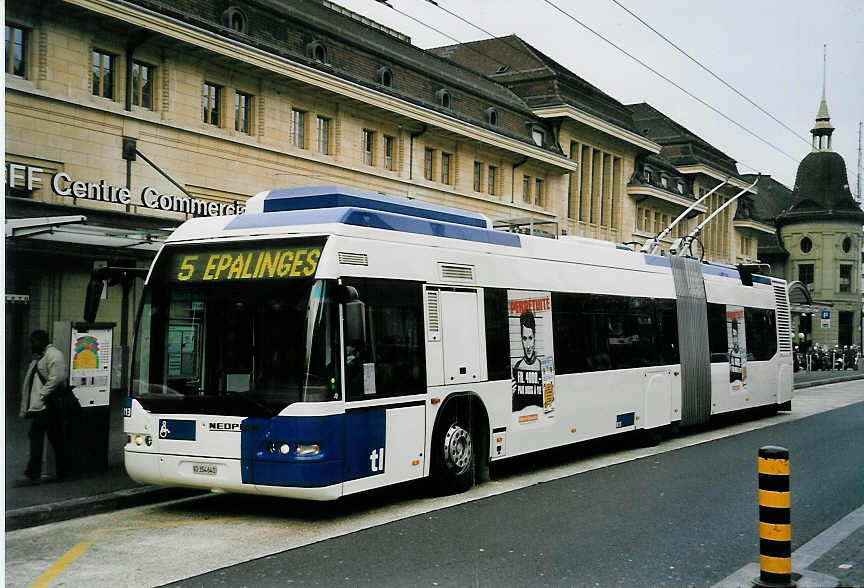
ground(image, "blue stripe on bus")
xmin=227 ymin=208 xmax=522 ymax=248
xmin=239 ymin=410 xmax=388 ymax=488
xmin=643 ymin=255 xmax=743 ymax=280
xmin=260 ymin=186 xmax=489 ymax=228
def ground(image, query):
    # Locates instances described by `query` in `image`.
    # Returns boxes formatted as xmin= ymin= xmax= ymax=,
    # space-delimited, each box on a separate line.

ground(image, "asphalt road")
xmin=6 ymin=382 xmax=862 ymax=588
xmin=167 ymin=399 xmax=864 ymax=587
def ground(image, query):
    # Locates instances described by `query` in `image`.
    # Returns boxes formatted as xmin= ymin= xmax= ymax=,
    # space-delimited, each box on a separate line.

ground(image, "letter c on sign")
xmin=141 ymin=187 xmax=160 ymax=208
xmin=52 ymin=172 xmax=72 ymax=196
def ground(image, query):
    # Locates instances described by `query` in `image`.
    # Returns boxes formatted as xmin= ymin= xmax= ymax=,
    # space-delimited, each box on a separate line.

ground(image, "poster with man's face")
xmin=726 ymin=306 xmax=747 ymax=391
xmin=508 ymin=290 xmax=555 ymax=426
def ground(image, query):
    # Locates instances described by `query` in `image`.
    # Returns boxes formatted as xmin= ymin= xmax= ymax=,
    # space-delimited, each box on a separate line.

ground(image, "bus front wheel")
xmin=432 ymin=415 xmax=475 ymax=494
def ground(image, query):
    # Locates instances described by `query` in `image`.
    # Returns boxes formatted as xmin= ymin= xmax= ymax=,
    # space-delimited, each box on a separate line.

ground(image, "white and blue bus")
xmin=122 ymin=186 xmax=793 ymax=499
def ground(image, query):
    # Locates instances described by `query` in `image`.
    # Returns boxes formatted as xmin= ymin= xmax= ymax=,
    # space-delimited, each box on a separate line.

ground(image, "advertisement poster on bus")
xmin=726 ymin=306 xmax=747 ymax=391
xmin=508 ymin=290 xmax=555 ymax=426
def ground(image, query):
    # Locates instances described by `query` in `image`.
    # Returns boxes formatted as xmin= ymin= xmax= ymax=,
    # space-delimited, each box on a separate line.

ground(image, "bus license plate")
xmin=192 ymin=463 xmax=217 ymax=476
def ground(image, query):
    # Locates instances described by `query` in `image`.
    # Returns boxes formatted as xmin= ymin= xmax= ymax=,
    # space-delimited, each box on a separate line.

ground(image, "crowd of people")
xmin=793 ymin=333 xmax=861 ymax=372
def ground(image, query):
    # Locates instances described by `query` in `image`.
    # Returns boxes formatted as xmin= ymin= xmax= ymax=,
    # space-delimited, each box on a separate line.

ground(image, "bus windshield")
xmin=131 ymin=278 xmax=340 ymax=416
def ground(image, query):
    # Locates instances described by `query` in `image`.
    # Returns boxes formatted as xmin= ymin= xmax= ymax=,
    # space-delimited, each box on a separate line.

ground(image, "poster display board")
xmin=508 ymin=290 xmax=556 ymax=427
xmin=726 ymin=306 xmax=747 ymax=392
xmin=69 ymin=326 xmax=113 ymax=407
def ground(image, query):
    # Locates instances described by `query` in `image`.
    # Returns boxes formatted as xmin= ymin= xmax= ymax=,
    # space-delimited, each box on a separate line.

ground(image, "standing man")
xmin=18 ymin=329 xmax=68 ymax=485
xmin=512 ymin=311 xmax=543 ymax=411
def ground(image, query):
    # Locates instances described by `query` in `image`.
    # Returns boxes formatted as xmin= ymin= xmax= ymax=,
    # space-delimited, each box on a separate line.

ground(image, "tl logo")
xmin=369 ymin=447 xmax=385 ymax=472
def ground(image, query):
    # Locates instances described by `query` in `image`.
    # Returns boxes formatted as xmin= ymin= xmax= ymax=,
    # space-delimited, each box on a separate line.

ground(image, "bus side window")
xmin=342 ymin=278 xmax=425 ymax=400
xmin=483 ymin=288 xmax=510 ymax=381
xmin=745 ymin=307 xmax=777 ymax=360
xmin=707 ymin=303 xmax=727 ymax=362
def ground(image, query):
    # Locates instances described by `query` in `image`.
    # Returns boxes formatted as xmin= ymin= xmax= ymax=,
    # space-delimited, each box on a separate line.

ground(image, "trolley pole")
xmin=754 ymin=446 xmax=795 ymax=587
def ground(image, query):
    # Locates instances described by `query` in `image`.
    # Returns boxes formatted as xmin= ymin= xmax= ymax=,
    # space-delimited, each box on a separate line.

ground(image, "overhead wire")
xmin=371 ymin=0 xmax=512 ymax=72
xmin=412 ymin=0 xmax=800 ymax=165
xmin=538 ymin=0 xmax=798 ymax=162
xmin=607 ymin=0 xmax=812 ymax=146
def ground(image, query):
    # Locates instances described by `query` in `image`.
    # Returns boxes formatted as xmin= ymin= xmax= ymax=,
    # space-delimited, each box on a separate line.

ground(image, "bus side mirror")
xmin=344 ymin=300 xmax=367 ymax=346
xmin=84 ymin=278 xmax=104 ymax=323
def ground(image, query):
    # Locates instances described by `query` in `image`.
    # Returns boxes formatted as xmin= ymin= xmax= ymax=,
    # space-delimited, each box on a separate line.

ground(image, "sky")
xmin=332 ymin=0 xmax=863 ymax=194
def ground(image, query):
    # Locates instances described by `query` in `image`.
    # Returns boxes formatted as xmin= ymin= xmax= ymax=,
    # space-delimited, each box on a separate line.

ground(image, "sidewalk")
xmin=5 ymin=390 xmax=197 ymax=531
xmin=6 ymin=371 xmax=864 ymax=532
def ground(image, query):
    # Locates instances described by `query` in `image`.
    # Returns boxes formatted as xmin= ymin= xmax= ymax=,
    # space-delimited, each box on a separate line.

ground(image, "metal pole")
xmin=754 ymin=446 xmax=794 ymax=588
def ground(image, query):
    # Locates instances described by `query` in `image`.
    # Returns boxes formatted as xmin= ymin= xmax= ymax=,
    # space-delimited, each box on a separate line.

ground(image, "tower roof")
xmin=778 ymin=150 xmax=864 ymax=225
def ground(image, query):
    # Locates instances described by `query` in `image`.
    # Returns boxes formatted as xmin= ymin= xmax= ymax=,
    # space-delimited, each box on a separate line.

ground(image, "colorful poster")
xmin=508 ymin=290 xmax=555 ymax=426
xmin=69 ymin=326 xmax=113 ymax=407
xmin=726 ymin=306 xmax=747 ymax=391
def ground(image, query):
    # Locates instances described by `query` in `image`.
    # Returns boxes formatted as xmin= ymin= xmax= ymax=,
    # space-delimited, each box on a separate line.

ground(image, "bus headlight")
xmin=267 ymin=441 xmax=277 ymax=454
xmin=145 ymin=435 xmax=153 ymax=446
xmin=279 ymin=443 xmax=291 ymax=455
xmin=135 ymin=434 xmax=144 ymax=446
xmin=296 ymin=443 xmax=320 ymax=456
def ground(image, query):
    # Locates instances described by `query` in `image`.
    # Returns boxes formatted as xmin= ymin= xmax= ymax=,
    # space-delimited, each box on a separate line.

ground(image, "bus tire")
xmin=431 ymin=413 xmax=475 ymax=495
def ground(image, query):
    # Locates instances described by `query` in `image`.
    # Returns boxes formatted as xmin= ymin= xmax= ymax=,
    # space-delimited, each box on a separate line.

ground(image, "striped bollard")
xmin=754 ymin=446 xmax=795 ymax=587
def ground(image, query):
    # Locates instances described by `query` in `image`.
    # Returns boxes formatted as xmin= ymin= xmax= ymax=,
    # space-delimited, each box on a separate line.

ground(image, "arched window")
xmin=800 ymin=236 xmax=813 ymax=253
xmin=221 ymin=7 xmax=248 ymax=34
xmin=484 ymin=107 xmax=499 ymax=126
xmin=306 ymin=40 xmax=327 ymax=64
xmin=842 ymin=236 xmax=852 ymax=253
xmin=436 ymin=88 xmax=451 ymax=109
xmin=375 ymin=66 xmax=393 ymax=87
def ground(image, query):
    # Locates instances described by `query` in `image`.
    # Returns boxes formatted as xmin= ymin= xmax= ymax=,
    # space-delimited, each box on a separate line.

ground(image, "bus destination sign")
xmin=171 ymin=246 xmax=322 ymax=282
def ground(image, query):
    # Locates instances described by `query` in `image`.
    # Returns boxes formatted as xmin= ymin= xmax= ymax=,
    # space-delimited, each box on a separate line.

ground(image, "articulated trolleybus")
xmin=123 ymin=186 xmax=793 ymax=499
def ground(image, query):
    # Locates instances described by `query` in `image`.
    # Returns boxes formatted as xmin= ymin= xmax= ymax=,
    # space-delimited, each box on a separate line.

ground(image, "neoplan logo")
xmin=209 ymin=422 xmax=242 ymax=432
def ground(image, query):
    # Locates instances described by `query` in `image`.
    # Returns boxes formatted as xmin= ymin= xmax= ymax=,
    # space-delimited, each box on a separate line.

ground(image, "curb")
xmin=793 ymin=373 xmax=864 ymax=390
xmin=5 ymin=486 xmax=205 ymax=532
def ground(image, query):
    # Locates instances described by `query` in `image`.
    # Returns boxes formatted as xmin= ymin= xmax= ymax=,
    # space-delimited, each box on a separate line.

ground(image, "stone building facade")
xmin=4 ymin=0 xmax=782 ymax=398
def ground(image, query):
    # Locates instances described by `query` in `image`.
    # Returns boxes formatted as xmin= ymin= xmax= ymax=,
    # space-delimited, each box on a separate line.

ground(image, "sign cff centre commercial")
xmin=6 ymin=163 xmax=244 ymax=216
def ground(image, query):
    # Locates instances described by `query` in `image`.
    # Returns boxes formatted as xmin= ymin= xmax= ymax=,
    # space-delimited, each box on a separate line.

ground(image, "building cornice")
xmin=626 ymin=185 xmax=707 ymax=212
xmin=63 ymin=0 xmax=576 ymax=171
xmin=733 ymin=219 xmax=776 ymax=235
xmin=674 ymin=164 xmax=754 ymax=192
xmin=532 ymin=105 xmax=661 ymax=154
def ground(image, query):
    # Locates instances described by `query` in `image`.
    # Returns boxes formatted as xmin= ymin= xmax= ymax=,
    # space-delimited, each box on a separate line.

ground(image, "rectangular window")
xmin=745 ymin=307 xmax=777 ymax=361
xmin=424 ymin=147 xmax=434 ymax=180
xmin=522 ymin=175 xmax=531 ymax=203
xmin=342 ymin=278 xmax=425 ymax=400
xmin=441 ymin=152 xmax=451 ymax=185
xmin=363 ymin=129 xmax=375 ymax=165
xmin=202 ymin=82 xmax=221 ymax=126
xmin=92 ymin=50 xmax=115 ymax=99
xmin=6 ymin=24 xmax=26 ymax=76
xmin=839 ymin=264 xmax=852 ymax=292
xmin=384 ymin=135 xmax=394 ymax=170
xmin=483 ymin=288 xmax=510 ymax=381
xmin=636 ymin=207 xmax=644 ymax=231
xmin=488 ymin=165 xmax=497 ymax=195
xmin=473 ymin=161 xmax=482 ymax=192
xmin=291 ymin=109 xmax=306 ymax=148
xmin=653 ymin=211 xmax=662 ymax=234
xmin=132 ymin=61 xmax=154 ymax=109
xmin=706 ymin=303 xmax=728 ymax=362
xmin=317 ymin=116 xmax=331 ymax=154
xmin=552 ymin=293 xmax=678 ymax=374
xmin=535 ymin=178 xmax=544 ymax=207
xmin=235 ymin=91 xmax=251 ymax=134
xmin=643 ymin=209 xmax=652 ymax=233
xmin=798 ymin=264 xmax=814 ymax=289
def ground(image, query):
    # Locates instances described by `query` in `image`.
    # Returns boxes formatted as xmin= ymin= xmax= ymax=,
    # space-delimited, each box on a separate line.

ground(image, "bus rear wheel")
xmin=432 ymin=416 xmax=475 ymax=494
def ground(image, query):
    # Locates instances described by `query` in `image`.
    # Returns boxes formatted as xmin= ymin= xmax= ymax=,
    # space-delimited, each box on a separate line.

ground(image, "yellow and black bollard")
xmin=754 ymin=445 xmax=795 ymax=588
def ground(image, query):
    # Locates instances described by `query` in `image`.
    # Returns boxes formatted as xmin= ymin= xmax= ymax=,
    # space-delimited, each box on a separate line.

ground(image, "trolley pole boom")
xmin=639 ymin=178 xmax=730 ymax=255
xmin=675 ymin=174 xmax=760 ymax=256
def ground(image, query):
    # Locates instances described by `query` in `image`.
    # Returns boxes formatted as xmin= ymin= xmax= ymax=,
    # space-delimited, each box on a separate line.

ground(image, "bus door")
xmin=341 ymin=278 xmax=427 ymax=494
xmin=642 ymin=368 xmax=672 ymax=430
